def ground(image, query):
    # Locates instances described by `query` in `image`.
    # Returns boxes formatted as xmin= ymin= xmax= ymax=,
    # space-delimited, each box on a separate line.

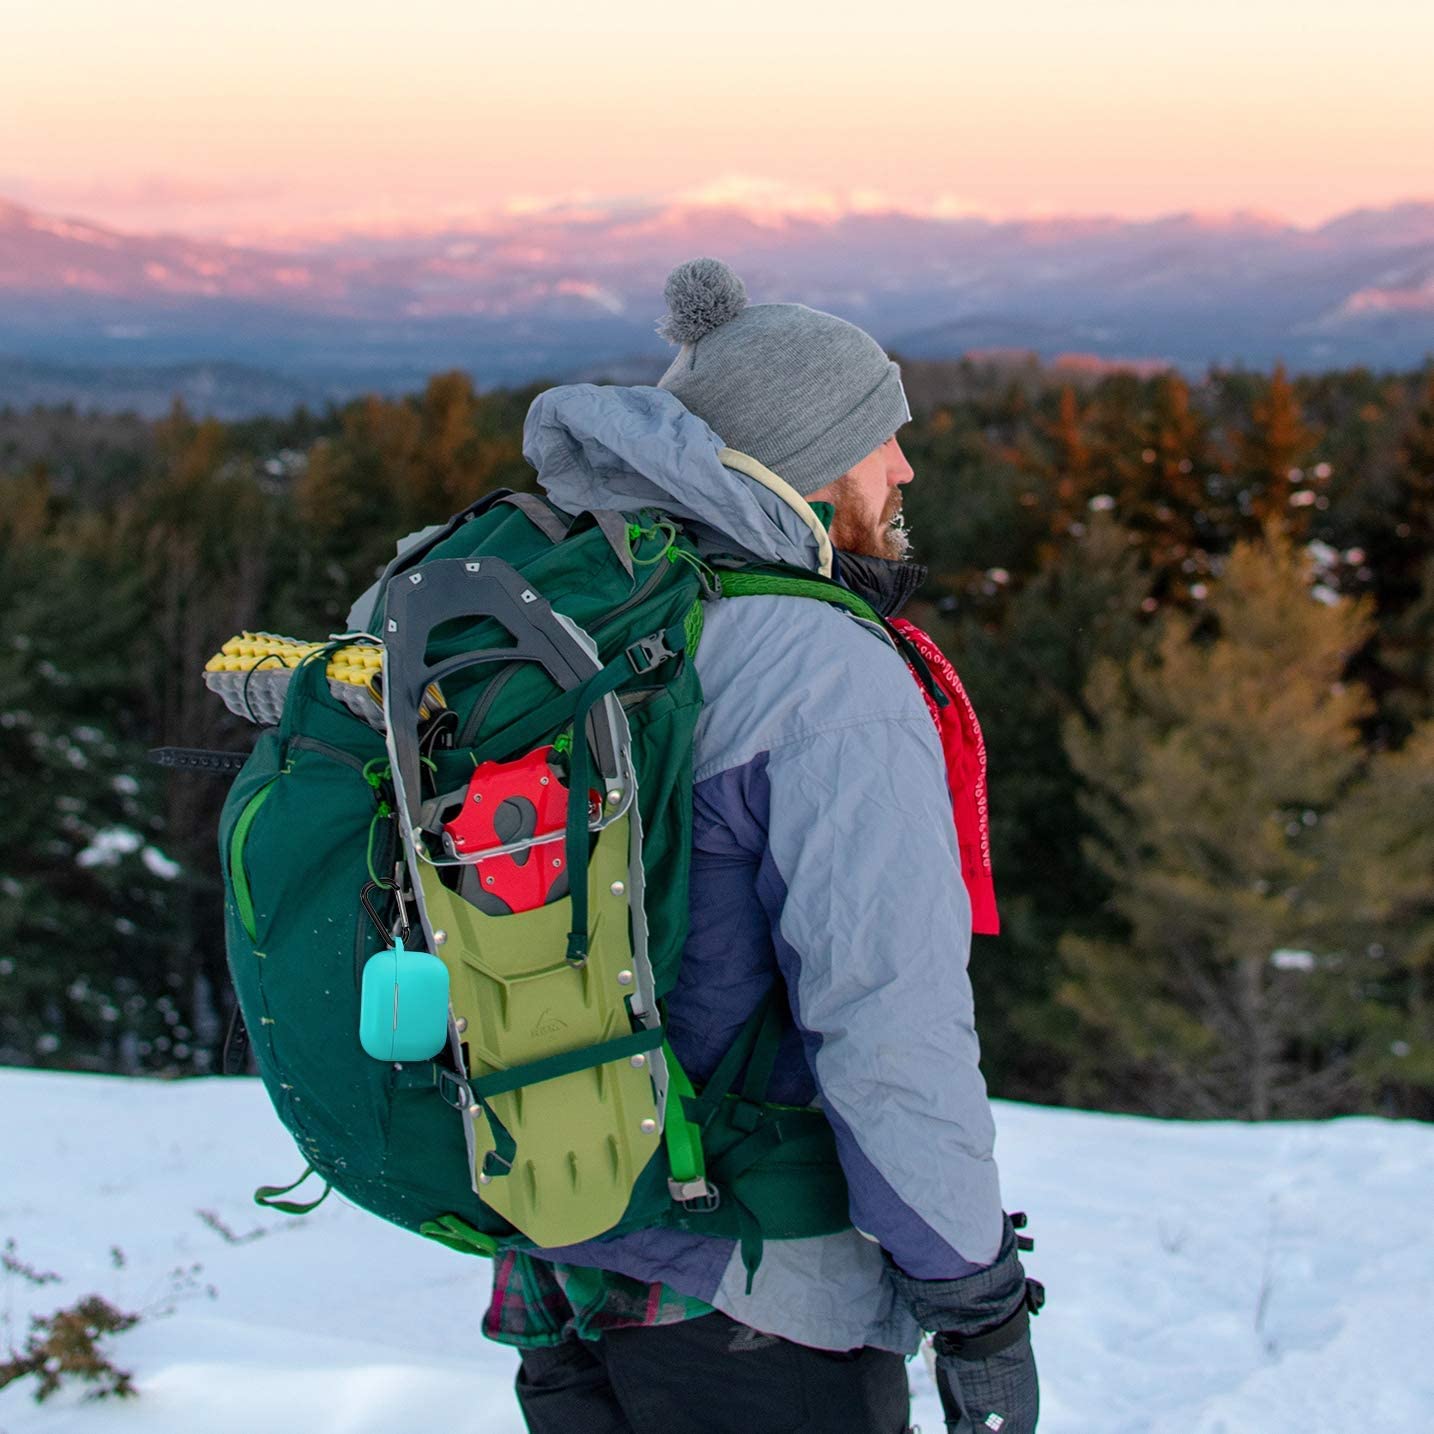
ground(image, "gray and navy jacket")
xmin=511 ymin=383 xmax=1005 ymax=1355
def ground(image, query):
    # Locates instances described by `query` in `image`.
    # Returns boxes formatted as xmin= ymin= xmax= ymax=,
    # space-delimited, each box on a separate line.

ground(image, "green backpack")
xmin=216 ymin=489 xmax=883 ymax=1280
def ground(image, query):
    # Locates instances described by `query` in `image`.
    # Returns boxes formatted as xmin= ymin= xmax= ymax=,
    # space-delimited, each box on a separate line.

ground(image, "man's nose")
xmin=889 ymin=441 xmax=915 ymax=485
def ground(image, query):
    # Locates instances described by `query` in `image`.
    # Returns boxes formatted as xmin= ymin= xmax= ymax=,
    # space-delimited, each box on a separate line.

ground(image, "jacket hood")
xmin=522 ymin=384 xmax=824 ymax=571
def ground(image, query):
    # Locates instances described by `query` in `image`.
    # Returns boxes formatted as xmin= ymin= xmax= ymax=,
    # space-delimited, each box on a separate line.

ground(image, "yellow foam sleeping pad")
xmin=203 ymin=631 xmax=440 ymax=728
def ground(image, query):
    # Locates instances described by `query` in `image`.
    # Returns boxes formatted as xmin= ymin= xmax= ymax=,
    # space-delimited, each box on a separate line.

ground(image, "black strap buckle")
xmin=625 ymin=632 xmax=676 ymax=675
xmin=481 ymin=1148 xmax=515 ymax=1179
xmin=435 ymin=1069 xmax=472 ymax=1111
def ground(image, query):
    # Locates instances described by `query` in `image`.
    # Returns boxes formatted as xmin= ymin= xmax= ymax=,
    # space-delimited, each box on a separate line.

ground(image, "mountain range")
xmin=2 ymin=194 xmax=1432 ymax=416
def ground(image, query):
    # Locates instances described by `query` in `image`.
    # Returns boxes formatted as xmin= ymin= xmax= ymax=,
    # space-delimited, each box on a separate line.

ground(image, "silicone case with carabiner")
xmin=358 ymin=937 xmax=451 ymax=1062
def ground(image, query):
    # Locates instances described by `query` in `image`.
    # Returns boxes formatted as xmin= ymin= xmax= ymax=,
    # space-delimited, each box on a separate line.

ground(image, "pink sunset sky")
xmin=4 ymin=0 xmax=1433 ymax=240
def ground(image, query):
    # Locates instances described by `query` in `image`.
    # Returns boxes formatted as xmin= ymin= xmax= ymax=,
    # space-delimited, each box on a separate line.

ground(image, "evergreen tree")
xmin=940 ymin=517 xmax=1151 ymax=1101
xmin=1042 ymin=385 xmax=1093 ymax=540
xmin=1378 ymin=371 xmax=1434 ymax=612
xmin=1060 ymin=526 xmax=1374 ymax=1118
xmin=1317 ymin=720 xmax=1434 ymax=1116
xmin=1140 ymin=373 xmax=1210 ymax=590
xmin=0 ymin=474 xmax=182 ymax=1070
xmin=1081 ymin=373 xmax=1149 ymax=526
xmin=118 ymin=414 xmax=295 ymax=1071
xmin=1234 ymin=364 xmax=1318 ymax=534
xmin=5 ymin=358 xmax=1432 ymax=1116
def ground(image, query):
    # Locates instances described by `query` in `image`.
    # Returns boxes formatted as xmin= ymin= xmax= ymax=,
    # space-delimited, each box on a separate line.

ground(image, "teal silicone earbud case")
xmin=358 ymin=937 xmax=451 ymax=1062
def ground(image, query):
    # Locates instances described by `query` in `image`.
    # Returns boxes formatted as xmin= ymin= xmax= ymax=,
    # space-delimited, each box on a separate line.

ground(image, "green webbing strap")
xmin=707 ymin=1117 xmax=837 ymax=1293
xmin=682 ymin=989 xmax=777 ymax=1132
xmin=473 ymin=1026 xmax=665 ymax=1181
xmin=709 ymin=1117 xmax=831 ymax=1188
xmin=564 ymin=619 xmax=688 ymax=964
xmin=418 ymin=1213 xmax=500 ymax=1257
xmin=661 ymin=1043 xmax=707 ymax=1186
xmin=477 ymin=1093 xmax=519 ymax=1179
xmin=737 ymin=994 xmax=784 ymax=1109
xmin=472 ymin=1025 xmax=667 ymax=1100
xmin=253 ymin=1164 xmax=331 ymax=1216
xmin=717 ymin=567 xmax=882 ymax=627
xmin=733 ymin=1199 xmax=764 ymax=1295
xmin=887 ymin=624 xmax=950 ymax=710
xmin=677 ymin=989 xmax=793 ymax=1286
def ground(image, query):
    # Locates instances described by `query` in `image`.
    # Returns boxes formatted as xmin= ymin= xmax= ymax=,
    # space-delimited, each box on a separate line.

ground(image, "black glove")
xmin=887 ymin=1213 xmax=1044 ymax=1434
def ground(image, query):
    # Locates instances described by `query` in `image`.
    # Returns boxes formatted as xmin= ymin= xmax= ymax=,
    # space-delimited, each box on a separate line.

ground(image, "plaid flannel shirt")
xmin=483 ymin=1251 xmax=713 ymax=1347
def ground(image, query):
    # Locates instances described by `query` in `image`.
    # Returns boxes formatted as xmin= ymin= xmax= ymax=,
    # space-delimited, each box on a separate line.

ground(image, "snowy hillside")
xmin=0 ymin=1068 xmax=1429 ymax=1433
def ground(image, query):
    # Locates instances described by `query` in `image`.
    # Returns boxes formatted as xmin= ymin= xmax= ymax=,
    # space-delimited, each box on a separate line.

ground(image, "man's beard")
xmin=827 ymin=478 xmax=911 ymax=561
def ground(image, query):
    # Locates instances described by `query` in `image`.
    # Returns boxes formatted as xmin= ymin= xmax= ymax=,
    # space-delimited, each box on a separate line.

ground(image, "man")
xmin=486 ymin=258 xmax=1041 ymax=1434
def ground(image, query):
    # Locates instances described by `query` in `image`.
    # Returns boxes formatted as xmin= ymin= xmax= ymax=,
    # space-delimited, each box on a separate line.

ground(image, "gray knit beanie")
xmin=654 ymin=258 xmax=911 ymax=497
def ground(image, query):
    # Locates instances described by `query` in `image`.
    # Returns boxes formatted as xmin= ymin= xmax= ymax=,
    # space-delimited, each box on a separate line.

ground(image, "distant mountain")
xmin=0 ymin=356 xmax=331 ymax=420
xmin=1 ymin=195 xmax=1432 ymax=415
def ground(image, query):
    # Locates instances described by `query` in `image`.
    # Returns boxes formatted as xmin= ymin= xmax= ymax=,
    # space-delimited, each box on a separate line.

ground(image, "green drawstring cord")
xmin=628 ymin=518 xmax=718 ymax=589
xmin=629 ymin=518 xmax=680 ymax=564
xmin=362 ymin=759 xmax=395 ymax=887
xmin=665 ymin=544 xmax=717 ymax=588
xmin=365 ymin=805 xmax=393 ymax=887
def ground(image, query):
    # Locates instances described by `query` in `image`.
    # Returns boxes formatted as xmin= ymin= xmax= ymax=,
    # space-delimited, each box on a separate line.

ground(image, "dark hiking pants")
xmin=515 ymin=1310 xmax=912 ymax=1434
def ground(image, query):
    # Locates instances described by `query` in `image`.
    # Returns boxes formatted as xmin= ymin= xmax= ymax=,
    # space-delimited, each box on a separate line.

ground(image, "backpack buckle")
xmin=435 ymin=1069 xmax=472 ymax=1111
xmin=668 ymin=1178 xmax=721 ymax=1213
xmin=625 ymin=632 xmax=676 ymax=675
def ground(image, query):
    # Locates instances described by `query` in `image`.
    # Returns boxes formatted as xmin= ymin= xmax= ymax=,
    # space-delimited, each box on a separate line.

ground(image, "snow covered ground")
xmin=0 ymin=1067 xmax=1429 ymax=1433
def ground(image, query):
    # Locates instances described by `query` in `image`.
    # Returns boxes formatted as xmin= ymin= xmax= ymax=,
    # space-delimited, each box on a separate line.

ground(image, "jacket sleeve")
xmin=751 ymin=708 xmax=1005 ymax=1277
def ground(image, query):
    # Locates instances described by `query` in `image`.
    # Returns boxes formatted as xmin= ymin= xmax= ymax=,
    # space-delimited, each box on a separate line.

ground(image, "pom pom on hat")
xmin=656 ymin=257 xmax=748 ymax=345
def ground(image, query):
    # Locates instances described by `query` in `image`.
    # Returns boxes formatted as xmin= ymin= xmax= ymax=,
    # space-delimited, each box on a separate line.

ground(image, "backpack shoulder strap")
xmin=718 ymin=565 xmax=958 ymax=706
xmin=715 ymin=564 xmax=884 ymax=628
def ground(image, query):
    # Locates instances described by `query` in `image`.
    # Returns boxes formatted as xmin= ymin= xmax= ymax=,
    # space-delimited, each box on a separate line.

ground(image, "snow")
xmin=139 ymin=847 xmax=182 ymax=882
xmin=0 ymin=1069 xmax=1429 ymax=1433
xmin=73 ymin=829 xmax=142 ymax=869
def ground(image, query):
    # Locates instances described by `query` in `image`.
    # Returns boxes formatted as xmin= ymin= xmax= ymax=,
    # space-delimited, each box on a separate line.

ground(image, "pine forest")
xmin=2 ymin=358 xmax=1431 ymax=1122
